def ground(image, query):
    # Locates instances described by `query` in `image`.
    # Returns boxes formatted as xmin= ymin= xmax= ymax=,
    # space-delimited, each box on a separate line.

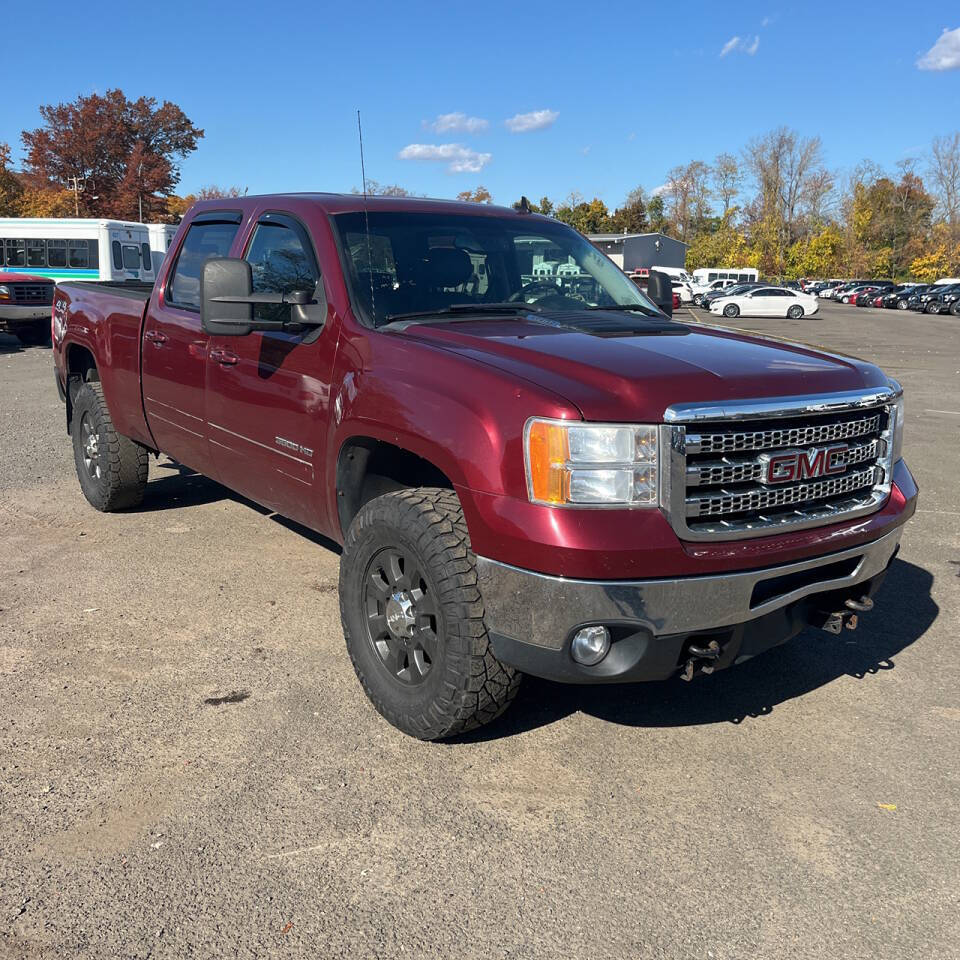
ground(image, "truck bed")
xmin=58 ymin=280 xmax=154 ymax=303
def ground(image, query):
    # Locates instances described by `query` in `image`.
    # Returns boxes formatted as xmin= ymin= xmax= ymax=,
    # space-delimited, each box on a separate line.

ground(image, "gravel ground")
xmin=1 ymin=300 xmax=958 ymax=959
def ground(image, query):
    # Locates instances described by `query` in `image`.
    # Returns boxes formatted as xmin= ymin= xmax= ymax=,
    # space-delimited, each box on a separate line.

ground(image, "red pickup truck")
xmin=52 ymin=195 xmax=917 ymax=739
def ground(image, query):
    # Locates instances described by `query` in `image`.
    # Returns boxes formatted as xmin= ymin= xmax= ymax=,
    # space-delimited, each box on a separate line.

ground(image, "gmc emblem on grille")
xmin=759 ymin=444 xmax=848 ymax=484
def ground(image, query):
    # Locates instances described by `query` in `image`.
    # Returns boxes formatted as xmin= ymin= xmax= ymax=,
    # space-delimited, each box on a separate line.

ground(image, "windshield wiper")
xmin=382 ymin=302 xmax=542 ymax=325
xmin=585 ymin=303 xmax=663 ymax=317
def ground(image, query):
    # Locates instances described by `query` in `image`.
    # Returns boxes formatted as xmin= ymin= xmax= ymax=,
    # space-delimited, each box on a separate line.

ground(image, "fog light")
xmin=571 ymin=625 xmax=611 ymax=665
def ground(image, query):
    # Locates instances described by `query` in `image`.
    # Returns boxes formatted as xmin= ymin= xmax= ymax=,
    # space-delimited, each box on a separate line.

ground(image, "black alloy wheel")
xmin=362 ymin=546 xmax=438 ymax=686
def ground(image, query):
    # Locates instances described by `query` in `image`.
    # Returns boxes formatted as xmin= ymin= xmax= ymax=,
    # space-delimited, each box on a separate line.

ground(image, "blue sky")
xmin=2 ymin=1 xmax=958 ymax=208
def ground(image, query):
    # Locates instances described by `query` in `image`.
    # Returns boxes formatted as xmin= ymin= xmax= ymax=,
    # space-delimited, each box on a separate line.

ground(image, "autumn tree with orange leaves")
xmin=20 ymin=90 xmax=203 ymax=221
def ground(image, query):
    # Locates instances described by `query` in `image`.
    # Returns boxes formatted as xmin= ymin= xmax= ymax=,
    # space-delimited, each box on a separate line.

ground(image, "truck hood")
xmin=398 ymin=315 xmax=889 ymax=421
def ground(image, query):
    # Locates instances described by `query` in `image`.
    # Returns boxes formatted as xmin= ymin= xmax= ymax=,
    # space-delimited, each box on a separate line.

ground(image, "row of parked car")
xmin=688 ymin=277 xmax=960 ymax=318
xmin=808 ymin=279 xmax=960 ymax=314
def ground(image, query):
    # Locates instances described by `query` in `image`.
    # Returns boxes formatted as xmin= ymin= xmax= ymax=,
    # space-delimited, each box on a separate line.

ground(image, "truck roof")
xmin=186 ymin=193 xmax=540 ymax=220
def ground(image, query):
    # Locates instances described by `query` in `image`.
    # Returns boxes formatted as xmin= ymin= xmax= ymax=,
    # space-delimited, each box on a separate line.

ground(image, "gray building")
xmin=588 ymin=232 xmax=689 ymax=272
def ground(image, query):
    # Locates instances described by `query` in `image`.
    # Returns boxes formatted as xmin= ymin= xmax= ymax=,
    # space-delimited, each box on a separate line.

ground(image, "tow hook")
xmin=820 ymin=595 xmax=874 ymax=635
xmin=680 ymin=639 xmax=722 ymax=682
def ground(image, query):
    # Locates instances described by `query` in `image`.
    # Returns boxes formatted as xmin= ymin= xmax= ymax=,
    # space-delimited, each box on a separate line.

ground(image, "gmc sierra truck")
xmin=52 ymin=195 xmax=917 ymax=739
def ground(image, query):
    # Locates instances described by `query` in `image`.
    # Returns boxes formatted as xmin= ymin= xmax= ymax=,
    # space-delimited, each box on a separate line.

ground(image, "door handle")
xmin=144 ymin=330 xmax=168 ymax=344
xmin=209 ymin=348 xmax=239 ymax=366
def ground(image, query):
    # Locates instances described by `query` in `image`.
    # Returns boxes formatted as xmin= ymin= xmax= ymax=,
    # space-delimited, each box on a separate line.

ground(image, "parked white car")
xmin=709 ymin=286 xmax=820 ymax=319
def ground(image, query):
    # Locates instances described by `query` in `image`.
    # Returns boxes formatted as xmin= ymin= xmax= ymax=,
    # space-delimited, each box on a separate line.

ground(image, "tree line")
xmin=382 ymin=129 xmax=960 ymax=282
xmin=3 ymin=92 xmax=958 ymax=281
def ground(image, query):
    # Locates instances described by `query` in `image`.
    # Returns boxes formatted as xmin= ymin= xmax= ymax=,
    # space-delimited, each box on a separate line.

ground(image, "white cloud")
xmin=581 ymin=146 xmax=591 ymax=156
xmin=721 ymin=34 xmax=759 ymax=57
xmin=720 ymin=35 xmax=741 ymax=57
xmin=398 ymin=143 xmax=492 ymax=174
xmin=650 ymin=183 xmax=670 ymax=197
xmin=425 ymin=112 xmax=489 ymax=134
xmin=761 ymin=15 xmax=772 ymax=27
xmin=917 ymin=27 xmax=960 ymax=71
xmin=505 ymin=109 xmax=559 ymax=133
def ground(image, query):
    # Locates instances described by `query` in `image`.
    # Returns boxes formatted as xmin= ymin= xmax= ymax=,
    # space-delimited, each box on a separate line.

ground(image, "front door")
xmin=141 ymin=212 xmax=243 ymax=476
xmin=205 ymin=212 xmax=336 ymax=529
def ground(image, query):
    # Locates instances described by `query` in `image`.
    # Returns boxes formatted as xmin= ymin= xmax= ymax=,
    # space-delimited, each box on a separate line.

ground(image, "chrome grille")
xmin=687 ymin=438 xmax=881 ymax=487
xmin=687 ymin=466 xmax=880 ymax=518
xmin=688 ymin=412 xmax=880 ymax=454
xmin=662 ymin=388 xmax=899 ymax=541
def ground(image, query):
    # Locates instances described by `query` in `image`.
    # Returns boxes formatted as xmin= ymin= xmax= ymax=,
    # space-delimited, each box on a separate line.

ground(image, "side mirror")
xmin=646 ymin=270 xmax=673 ymax=317
xmin=201 ymin=257 xmax=327 ymax=338
xmin=202 ymin=257 xmax=255 ymax=336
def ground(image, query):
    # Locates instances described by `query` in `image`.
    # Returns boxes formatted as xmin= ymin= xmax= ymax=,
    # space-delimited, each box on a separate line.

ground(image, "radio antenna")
xmin=357 ymin=110 xmax=378 ymax=324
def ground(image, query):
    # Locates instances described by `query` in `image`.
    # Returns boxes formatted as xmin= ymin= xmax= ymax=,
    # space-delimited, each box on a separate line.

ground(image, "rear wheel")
xmin=925 ymin=300 xmax=940 ymax=314
xmin=71 ymin=382 xmax=149 ymax=512
xmin=951 ymin=301 xmax=960 ymax=317
xmin=787 ymin=304 xmax=804 ymax=319
xmin=339 ymin=488 xmax=521 ymax=740
xmin=722 ymin=303 xmax=740 ymax=318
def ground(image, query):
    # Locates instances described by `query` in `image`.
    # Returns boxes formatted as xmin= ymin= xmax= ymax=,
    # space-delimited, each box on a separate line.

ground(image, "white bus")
xmin=692 ymin=266 xmax=759 ymax=286
xmin=147 ymin=223 xmax=179 ymax=275
xmin=0 ymin=218 xmax=156 ymax=283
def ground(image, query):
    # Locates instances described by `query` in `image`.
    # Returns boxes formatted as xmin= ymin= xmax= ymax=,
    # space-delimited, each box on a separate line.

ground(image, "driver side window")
xmin=245 ymin=218 xmax=318 ymax=323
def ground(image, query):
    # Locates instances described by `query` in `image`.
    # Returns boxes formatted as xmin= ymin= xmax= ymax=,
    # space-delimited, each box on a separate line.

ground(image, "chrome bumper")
xmin=0 ymin=304 xmax=51 ymax=323
xmin=476 ymin=527 xmax=903 ymax=652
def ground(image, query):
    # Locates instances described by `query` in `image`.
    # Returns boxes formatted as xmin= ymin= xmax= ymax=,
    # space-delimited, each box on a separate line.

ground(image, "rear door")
xmin=205 ymin=211 xmax=335 ymax=529
xmin=141 ymin=211 xmax=243 ymax=476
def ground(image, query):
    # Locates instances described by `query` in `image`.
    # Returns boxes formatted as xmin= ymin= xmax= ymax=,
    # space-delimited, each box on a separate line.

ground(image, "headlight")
xmin=0 ymin=284 xmax=11 ymax=301
xmin=524 ymin=418 xmax=658 ymax=507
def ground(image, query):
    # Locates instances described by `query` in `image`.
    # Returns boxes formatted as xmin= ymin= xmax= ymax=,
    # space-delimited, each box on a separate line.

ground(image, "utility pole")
xmin=137 ymin=161 xmax=143 ymax=222
xmin=66 ymin=176 xmax=84 ymax=216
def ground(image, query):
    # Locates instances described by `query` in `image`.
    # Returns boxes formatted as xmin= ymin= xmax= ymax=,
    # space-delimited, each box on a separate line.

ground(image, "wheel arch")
xmin=63 ymin=342 xmax=100 ymax=434
xmin=335 ymin=436 xmax=455 ymax=540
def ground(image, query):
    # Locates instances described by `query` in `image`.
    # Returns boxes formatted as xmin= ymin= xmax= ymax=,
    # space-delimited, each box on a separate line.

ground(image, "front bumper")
xmin=0 ymin=304 xmax=51 ymax=325
xmin=477 ymin=526 xmax=903 ymax=683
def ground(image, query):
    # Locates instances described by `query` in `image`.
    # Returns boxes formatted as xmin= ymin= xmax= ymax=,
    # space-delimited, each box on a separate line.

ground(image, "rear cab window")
xmin=166 ymin=213 xmax=243 ymax=310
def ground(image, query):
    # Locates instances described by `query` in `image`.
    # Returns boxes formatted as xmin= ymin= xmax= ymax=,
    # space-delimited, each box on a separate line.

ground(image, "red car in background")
xmin=0 ymin=271 xmax=56 ymax=345
xmin=672 ymin=291 xmax=681 ymax=310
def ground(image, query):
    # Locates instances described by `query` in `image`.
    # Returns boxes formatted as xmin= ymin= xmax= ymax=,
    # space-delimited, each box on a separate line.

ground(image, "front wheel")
xmin=787 ymin=304 xmax=804 ymax=319
xmin=722 ymin=303 xmax=740 ymax=318
xmin=339 ymin=488 xmax=521 ymax=740
xmin=925 ymin=301 xmax=940 ymax=314
xmin=950 ymin=301 xmax=960 ymax=317
xmin=897 ymin=300 xmax=908 ymax=310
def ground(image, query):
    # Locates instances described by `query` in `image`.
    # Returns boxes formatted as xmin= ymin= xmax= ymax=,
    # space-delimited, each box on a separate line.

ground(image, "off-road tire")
xmin=339 ymin=487 xmax=521 ymax=740
xmin=71 ymin=381 xmax=149 ymax=511
xmin=723 ymin=303 xmax=740 ymax=318
xmin=787 ymin=304 xmax=804 ymax=319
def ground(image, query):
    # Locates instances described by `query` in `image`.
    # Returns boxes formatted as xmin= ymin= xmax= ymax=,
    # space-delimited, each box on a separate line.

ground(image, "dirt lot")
xmin=1 ymin=300 xmax=958 ymax=959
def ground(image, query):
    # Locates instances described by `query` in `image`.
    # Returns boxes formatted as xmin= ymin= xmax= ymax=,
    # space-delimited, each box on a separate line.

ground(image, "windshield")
xmin=332 ymin=211 xmax=657 ymax=326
